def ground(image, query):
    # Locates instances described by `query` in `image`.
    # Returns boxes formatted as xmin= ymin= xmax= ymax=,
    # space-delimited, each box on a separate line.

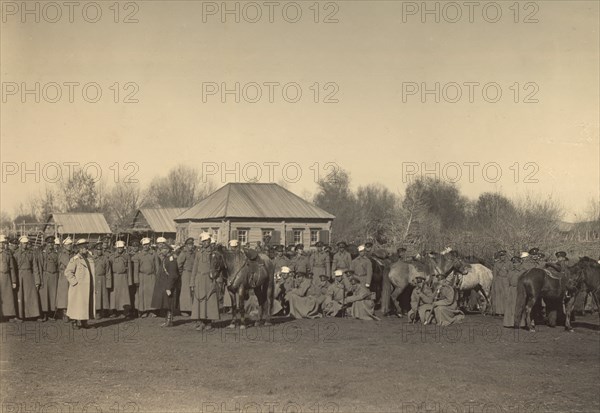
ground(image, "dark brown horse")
xmin=514 ymin=265 xmax=579 ymax=332
xmin=569 ymin=257 xmax=600 ymax=317
xmin=213 ymin=248 xmax=275 ymax=329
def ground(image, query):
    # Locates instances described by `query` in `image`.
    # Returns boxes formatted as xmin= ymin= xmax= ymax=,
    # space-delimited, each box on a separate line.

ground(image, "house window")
xmin=310 ymin=229 xmax=320 ymax=244
xmin=237 ymin=229 xmax=248 ymax=245
xmin=211 ymin=228 xmax=219 ymax=241
xmin=262 ymin=229 xmax=273 ymax=243
xmin=293 ymin=229 xmax=303 ymax=244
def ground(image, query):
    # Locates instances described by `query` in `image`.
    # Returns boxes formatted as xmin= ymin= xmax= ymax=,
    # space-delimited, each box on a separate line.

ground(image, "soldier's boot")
xmin=161 ymin=311 xmax=173 ymax=327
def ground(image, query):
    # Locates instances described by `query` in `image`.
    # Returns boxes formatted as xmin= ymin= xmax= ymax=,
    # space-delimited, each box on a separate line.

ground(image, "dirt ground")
xmin=1 ymin=312 xmax=599 ymax=413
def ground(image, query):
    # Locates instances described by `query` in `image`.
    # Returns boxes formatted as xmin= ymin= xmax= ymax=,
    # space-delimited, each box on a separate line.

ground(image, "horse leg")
xmin=390 ymin=286 xmax=403 ymax=317
xmin=564 ymin=295 xmax=575 ymax=332
xmin=475 ymin=285 xmax=491 ymax=316
xmin=264 ymin=281 xmax=273 ymax=326
xmin=525 ymin=295 xmax=537 ymax=332
xmin=255 ymin=286 xmax=265 ymax=327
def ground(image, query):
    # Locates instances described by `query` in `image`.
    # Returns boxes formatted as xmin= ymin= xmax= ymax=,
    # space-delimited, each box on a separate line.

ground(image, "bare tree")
xmin=144 ymin=164 xmax=215 ymax=208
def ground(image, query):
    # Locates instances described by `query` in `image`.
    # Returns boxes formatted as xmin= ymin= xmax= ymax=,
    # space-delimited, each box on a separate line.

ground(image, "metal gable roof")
xmin=136 ymin=208 xmax=187 ymax=232
xmin=176 ymin=183 xmax=335 ymax=221
xmin=46 ymin=213 xmax=111 ymax=234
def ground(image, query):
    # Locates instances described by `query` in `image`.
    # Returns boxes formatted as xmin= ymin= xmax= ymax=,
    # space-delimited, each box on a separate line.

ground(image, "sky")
xmin=1 ymin=0 xmax=599 ymax=222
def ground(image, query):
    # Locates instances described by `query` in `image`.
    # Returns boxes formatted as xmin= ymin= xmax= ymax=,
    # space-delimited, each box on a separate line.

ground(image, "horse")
xmin=514 ymin=265 xmax=579 ymax=332
xmin=214 ymin=247 xmax=275 ymax=329
xmin=425 ymin=253 xmax=494 ymax=314
xmin=383 ymin=258 xmax=433 ymax=316
xmin=569 ymin=257 xmax=600 ymax=317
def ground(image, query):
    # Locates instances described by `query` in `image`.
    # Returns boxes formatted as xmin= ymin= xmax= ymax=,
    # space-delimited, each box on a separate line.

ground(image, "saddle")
xmin=543 ymin=268 xmax=562 ymax=280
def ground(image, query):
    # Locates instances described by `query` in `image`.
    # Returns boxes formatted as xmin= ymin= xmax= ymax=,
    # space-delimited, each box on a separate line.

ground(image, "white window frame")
xmin=310 ymin=229 xmax=320 ymax=244
xmin=293 ymin=229 xmax=303 ymax=244
xmin=237 ymin=229 xmax=248 ymax=245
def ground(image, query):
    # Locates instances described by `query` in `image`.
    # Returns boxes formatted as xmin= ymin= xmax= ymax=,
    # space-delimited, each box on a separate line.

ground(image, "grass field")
xmin=1 ymin=313 xmax=599 ymax=413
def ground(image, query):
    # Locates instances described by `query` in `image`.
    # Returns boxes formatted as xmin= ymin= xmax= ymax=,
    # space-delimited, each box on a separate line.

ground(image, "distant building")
xmin=130 ymin=208 xmax=187 ymax=241
xmin=558 ymin=220 xmax=600 ymax=242
xmin=175 ymin=183 xmax=335 ymax=246
xmin=44 ymin=213 xmax=111 ymax=243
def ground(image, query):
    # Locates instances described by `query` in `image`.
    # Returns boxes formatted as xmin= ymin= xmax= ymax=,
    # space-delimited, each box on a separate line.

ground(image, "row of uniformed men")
xmin=0 ymin=234 xmax=181 ymax=324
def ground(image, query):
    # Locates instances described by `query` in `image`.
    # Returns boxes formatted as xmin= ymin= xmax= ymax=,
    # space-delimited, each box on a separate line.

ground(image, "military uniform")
xmin=323 ymin=279 xmax=346 ymax=317
xmin=93 ymin=250 xmax=112 ymax=312
xmin=291 ymin=253 xmax=311 ymax=276
xmin=273 ymin=255 xmax=291 ymax=274
xmin=56 ymin=248 xmax=74 ymax=311
xmin=109 ymin=251 xmax=132 ymax=312
xmin=177 ymin=248 xmax=196 ymax=312
xmin=345 ymin=283 xmax=378 ymax=320
xmin=331 ymin=250 xmax=352 ymax=273
xmin=309 ymin=250 xmax=331 ymax=279
xmin=490 ymin=256 xmax=510 ymax=315
xmin=134 ymin=249 xmax=158 ymax=313
xmin=13 ymin=247 xmax=41 ymax=319
xmin=503 ymin=259 xmax=526 ymax=327
xmin=431 ymin=283 xmax=464 ymax=326
xmin=350 ymin=255 xmax=373 ymax=286
xmin=0 ymin=247 xmax=17 ymax=317
xmin=191 ymin=246 xmax=220 ymax=321
xmin=38 ymin=247 xmax=59 ymax=313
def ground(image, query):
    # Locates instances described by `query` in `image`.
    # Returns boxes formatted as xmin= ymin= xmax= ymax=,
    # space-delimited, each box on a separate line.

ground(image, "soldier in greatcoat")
xmin=490 ymin=250 xmax=509 ymax=316
xmin=323 ymin=270 xmax=346 ymax=317
xmin=93 ymin=242 xmax=112 ymax=318
xmin=152 ymin=243 xmax=180 ymax=327
xmin=56 ymin=237 xmax=74 ymax=322
xmin=134 ymin=238 xmax=157 ymax=317
xmin=38 ymin=236 xmax=59 ymax=321
xmin=309 ymin=241 xmax=331 ymax=281
xmin=109 ymin=240 xmax=133 ymax=318
xmin=350 ymin=245 xmax=373 ymax=289
xmin=504 ymin=256 xmax=526 ymax=328
xmin=191 ymin=232 xmax=220 ymax=331
xmin=343 ymin=276 xmax=379 ymax=320
xmin=290 ymin=244 xmax=311 ymax=276
xmin=177 ymin=237 xmax=196 ymax=316
xmin=13 ymin=236 xmax=41 ymax=321
xmin=64 ymin=239 xmax=95 ymax=329
xmin=0 ymin=235 xmax=17 ymax=320
xmin=331 ymin=241 xmax=352 ymax=275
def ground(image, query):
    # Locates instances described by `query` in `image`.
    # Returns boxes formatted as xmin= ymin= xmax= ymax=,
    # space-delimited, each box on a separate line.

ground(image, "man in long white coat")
xmin=64 ymin=239 xmax=96 ymax=329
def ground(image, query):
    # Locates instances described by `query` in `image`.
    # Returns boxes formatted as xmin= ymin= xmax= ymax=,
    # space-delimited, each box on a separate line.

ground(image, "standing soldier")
xmin=109 ymin=240 xmax=133 ymax=318
xmin=13 ymin=236 xmax=41 ymax=322
xmin=309 ymin=241 xmax=331 ymax=281
xmin=331 ymin=242 xmax=352 ymax=275
xmin=152 ymin=243 xmax=180 ymax=327
xmin=191 ymin=232 xmax=220 ymax=331
xmin=272 ymin=245 xmax=290 ymax=274
xmin=504 ymin=255 xmax=526 ymax=328
xmin=350 ymin=245 xmax=373 ymax=289
xmin=291 ymin=244 xmax=311 ymax=277
xmin=93 ymin=242 xmax=112 ymax=319
xmin=38 ymin=236 xmax=59 ymax=322
xmin=57 ymin=237 xmax=74 ymax=322
xmin=490 ymin=250 xmax=509 ymax=316
xmin=0 ymin=235 xmax=17 ymax=321
xmin=177 ymin=237 xmax=196 ymax=317
xmin=134 ymin=238 xmax=157 ymax=318
xmin=364 ymin=240 xmax=374 ymax=257
xmin=64 ymin=239 xmax=96 ymax=329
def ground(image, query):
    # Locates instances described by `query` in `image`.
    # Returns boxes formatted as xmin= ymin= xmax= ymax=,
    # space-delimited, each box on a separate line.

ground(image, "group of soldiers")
xmin=2 ymin=231 xmax=593 ymax=330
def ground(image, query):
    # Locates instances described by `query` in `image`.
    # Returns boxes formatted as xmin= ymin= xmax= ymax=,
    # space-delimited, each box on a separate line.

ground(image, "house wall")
xmin=176 ymin=220 xmax=333 ymax=246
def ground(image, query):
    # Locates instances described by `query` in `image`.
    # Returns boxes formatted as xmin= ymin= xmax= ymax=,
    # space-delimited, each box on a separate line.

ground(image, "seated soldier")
xmin=343 ymin=276 xmax=380 ymax=320
xmin=314 ymin=273 xmax=331 ymax=307
xmin=430 ymin=273 xmax=465 ymax=326
xmin=285 ymin=272 xmax=321 ymax=319
xmin=408 ymin=275 xmax=435 ymax=323
xmin=323 ymin=270 xmax=347 ymax=317
xmin=274 ymin=266 xmax=293 ymax=315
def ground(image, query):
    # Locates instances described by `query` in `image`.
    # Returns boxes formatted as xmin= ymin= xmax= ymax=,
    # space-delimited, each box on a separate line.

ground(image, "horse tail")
xmin=514 ymin=276 xmax=528 ymax=328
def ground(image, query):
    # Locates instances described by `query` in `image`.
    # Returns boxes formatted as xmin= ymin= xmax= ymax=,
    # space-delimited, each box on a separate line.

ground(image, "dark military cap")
xmin=185 ymin=237 xmax=194 ymax=245
xmin=498 ymin=250 xmax=507 ymax=256
xmin=274 ymin=245 xmax=284 ymax=252
xmin=323 ymin=245 xmax=332 ymax=251
xmin=364 ymin=241 xmax=373 ymax=248
xmin=131 ymin=240 xmax=140 ymax=247
xmin=555 ymin=251 xmax=567 ymax=258
xmin=319 ymin=273 xmax=329 ymax=279
xmin=528 ymin=248 xmax=539 ymax=255
xmin=314 ymin=241 xmax=323 ymax=247
xmin=8 ymin=237 xmax=19 ymax=245
xmin=295 ymin=244 xmax=304 ymax=251
xmin=337 ymin=241 xmax=347 ymax=248
xmin=397 ymin=247 xmax=407 ymax=253
xmin=44 ymin=235 xmax=56 ymax=243
xmin=536 ymin=252 xmax=545 ymax=259
xmin=296 ymin=271 xmax=308 ymax=278
xmin=511 ymin=256 xmax=522 ymax=263
xmin=343 ymin=269 xmax=355 ymax=275
xmin=94 ymin=242 xmax=103 ymax=250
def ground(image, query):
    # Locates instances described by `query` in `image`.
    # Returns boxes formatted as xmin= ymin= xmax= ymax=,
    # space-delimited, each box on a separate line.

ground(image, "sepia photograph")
xmin=1 ymin=1 xmax=599 ymax=412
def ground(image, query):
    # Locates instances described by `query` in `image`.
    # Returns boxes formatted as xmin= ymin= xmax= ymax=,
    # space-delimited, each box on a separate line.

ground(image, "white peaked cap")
xmin=358 ymin=245 xmax=365 ymax=252
xmin=280 ymin=266 xmax=291 ymax=274
xmin=141 ymin=237 xmax=151 ymax=245
xmin=19 ymin=236 xmax=29 ymax=243
xmin=156 ymin=237 xmax=167 ymax=244
xmin=200 ymin=232 xmax=211 ymax=242
xmin=63 ymin=237 xmax=73 ymax=245
xmin=0 ymin=235 xmax=6 ymax=243
xmin=334 ymin=269 xmax=343 ymax=277
xmin=520 ymin=252 xmax=529 ymax=258
xmin=441 ymin=247 xmax=452 ymax=255
xmin=229 ymin=239 xmax=239 ymax=247
xmin=115 ymin=240 xmax=126 ymax=248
